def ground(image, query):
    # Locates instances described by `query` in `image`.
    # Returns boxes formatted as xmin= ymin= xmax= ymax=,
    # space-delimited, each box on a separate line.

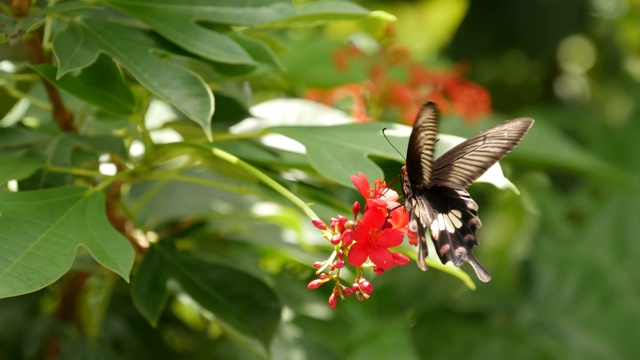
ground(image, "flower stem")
xmin=181 ymin=142 xmax=333 ymax=240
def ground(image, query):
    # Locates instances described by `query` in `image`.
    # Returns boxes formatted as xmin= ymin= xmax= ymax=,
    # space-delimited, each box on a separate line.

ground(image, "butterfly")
xmin=402 ymin=101 xmax=534 ymax=282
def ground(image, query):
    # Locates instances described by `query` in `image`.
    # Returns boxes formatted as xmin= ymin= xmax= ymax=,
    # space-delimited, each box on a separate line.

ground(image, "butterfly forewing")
xmin=405 ymin=102 xmax=440 ymax=186
xmin=402 ymin=102 xmax=534 ymax=282
xmin=428 ymin=118 xmax=534 ymax=189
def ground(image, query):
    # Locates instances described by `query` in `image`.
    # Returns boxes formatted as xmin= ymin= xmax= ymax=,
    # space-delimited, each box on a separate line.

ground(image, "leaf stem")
xmin=182 ymin=142 xmax=333 ymax=240
xmin=44 ymin=164 xmax=103 ymax=178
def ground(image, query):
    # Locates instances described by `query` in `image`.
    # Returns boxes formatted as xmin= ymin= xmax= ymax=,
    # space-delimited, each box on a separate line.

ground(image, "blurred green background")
xmin=1 ymin=0 xmax=640 ymax=359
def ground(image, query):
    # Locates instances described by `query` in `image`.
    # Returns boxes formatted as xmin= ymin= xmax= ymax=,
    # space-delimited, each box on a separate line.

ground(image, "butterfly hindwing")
xmin=403 ymin=169 xmax=433 ymax=271
xmin=425 ymin=187 xmax=491 ymax=282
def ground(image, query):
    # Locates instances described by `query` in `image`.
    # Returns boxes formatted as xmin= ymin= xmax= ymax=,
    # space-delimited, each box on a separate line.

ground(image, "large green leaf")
xmin=102 ymin=0 xmax=256 ymax=65
xmin=0 ymin=186 xmax=135 ymax=298
xmin=0 ymin=153 xmax=43 ymax=185
xmin=271 ymin=122 xmax=516 ymax=190
xmin=0 ymin=1 xmax=98 ymax=45
xmin=101 ymin=0 xmax=369 ymax=65
xmin=131 ymin=241 xmax=281 ymax=351
xmin=0 ymin=128 xmax=53 ymax=150
xmin=53 ymin=18 xmax=214 ymax=140
xmin=31 ymin=56 xmax=135 ymax=116
xmin=258 ymin=0 xmax=373 ymax=28
xmin=272 ymin=123 xmax=393 ymax=187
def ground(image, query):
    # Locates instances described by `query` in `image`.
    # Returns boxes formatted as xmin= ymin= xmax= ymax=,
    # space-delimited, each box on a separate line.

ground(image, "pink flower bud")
xmin=330 ymin=234 xmax=342 ymax=245
xmin=341 ymin=285 xmax=353 ymax=296
xmin=313 ymin=261 xmax=324 ymax=269
xmin=328 ymin=293 xmax=338 ymax=309
xmin=311 ymin=219 xmax=327 ymax=230
xmin=334 ymin=259 xmax=345 ymax=269
xmin=352 ymin=201 xmax=361 ymax=218
xmin=373 ymin=266 xmax=385 ymax=275
xmin=352 ymin=282 xmax=359 ymax=293
xmin=341 ymin=229 xmax=353 ymax=247
xmin=358 ymin=278 xmax=373 ymax=294
xmin=307 ymin=279 xmax=325 ymax=289
xmin=337 ymin=215 xmax=347 ymax=233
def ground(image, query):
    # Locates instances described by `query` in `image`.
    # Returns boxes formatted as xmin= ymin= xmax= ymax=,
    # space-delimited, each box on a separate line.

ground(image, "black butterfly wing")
xmin=403 ymin=102 xmax=440 ymax=271
xmin=405 ymin=101 xmax=439 ymax=186
xmin=402 ymin=102 xmax=534 ymax=281
xmin=424 ymin=186 xmax=491 ymax=282
xmin=424 ymin=118 xmax=533 ymax=282
xmin=428 ymin=118 xmax=535 ymax=189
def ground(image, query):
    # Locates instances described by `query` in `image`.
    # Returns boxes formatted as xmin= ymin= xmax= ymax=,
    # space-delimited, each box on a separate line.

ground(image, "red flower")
xmin=351 ymin=171 xmax=371 ymax=200
xmin=350 ymin=172 xmax=400 ymax=209
xmin=348 ymin=206 xmax=404 ymax=270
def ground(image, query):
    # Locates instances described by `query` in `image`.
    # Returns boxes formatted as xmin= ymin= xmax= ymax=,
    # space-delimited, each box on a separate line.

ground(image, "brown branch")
xmin=15 ymin=0 xmax=76 ymax=133
xmin=106 ymin=179 xmax=147 ymax=254
xmin=12 ymin=0 xmax=31 ymax=17
xmin=26 ymin=28 xmax=77 ymax=132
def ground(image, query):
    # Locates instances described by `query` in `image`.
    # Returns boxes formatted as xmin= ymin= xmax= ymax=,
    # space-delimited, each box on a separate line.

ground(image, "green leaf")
xmin=102 ymin=0 xmax=255 ymax=65
xmin=0 ymin=153 xmax=43 ymax=185
xmin=0 ymin=186 xmax=135 ymax=298
xmin=510 ymin=120 xmax=639 ymax=189
xmin=34 ymin=133 xmax=127 ymax=188
xmin=131 ymin=241 xmax=281 ymax=350
xmin=258 ymin=1 xmax=371 ymax=28
xmin=101 ymin=0 xmax=370 ymax=64
xmin=0 ymin=1 xmax=99 ymax=45
xmin=226 ymin=32 xmax=284 ymax=71
xmin=31 ymin=56 xmax=135 ymax=116
xmin=53 ymin=18 xmax=214 ymax=140
xmin=272 ymin=122 xmax=517 ymax=190
xmin=0 ymin=128 xmax=53 ymax=150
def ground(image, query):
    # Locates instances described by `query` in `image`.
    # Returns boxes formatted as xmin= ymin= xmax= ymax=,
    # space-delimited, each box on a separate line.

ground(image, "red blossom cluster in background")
xmin=305 ymin=32 xmax=492 ymax=125
xmin=308 ymin=172 xmax=410 ymax=308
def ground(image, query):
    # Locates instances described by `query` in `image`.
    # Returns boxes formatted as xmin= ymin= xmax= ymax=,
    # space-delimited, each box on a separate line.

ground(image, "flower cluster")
xmin=305 ymin=27 xmax=491 ymax=125
xmin=308 ymin=172 xmax=411 ymax=308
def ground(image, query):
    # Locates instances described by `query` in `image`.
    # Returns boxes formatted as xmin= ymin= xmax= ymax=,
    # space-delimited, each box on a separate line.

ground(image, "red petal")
xmin=368 ymin=247 xmax=394 ymax=269
xmin=353 ymin=207 xmax=387 ymax=245
xmin=366 ymin=198 xmax=387 ymax=210
xmin=390 ymin=207 xmax=409 ymax=230
xmin=347 ymin=242 xmax=368 ymax=267
xmin=376 ymin=229 xmax=404 ymax=248
xmin=350 ymin=172 xmax=370 ymax=199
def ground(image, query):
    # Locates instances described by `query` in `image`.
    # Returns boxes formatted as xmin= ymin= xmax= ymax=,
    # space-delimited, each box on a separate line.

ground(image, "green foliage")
xmin=0 ymin=186 xmax=134 ymax=297
xmin=1 ymin=0 xmax=640 ymax=359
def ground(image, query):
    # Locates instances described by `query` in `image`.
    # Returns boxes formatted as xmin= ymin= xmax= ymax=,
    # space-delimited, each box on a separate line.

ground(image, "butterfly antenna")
xmin=382 ymin=128 xmax=406 ymax=162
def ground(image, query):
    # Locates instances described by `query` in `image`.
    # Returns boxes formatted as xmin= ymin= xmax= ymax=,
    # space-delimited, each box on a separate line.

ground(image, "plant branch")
xmin=26 ymin=27 xmax=76 ymax=132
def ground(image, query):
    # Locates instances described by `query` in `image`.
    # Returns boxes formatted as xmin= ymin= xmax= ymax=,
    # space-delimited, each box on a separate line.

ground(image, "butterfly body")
xmin=402 ymin=102 xmax=534 ymax=282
